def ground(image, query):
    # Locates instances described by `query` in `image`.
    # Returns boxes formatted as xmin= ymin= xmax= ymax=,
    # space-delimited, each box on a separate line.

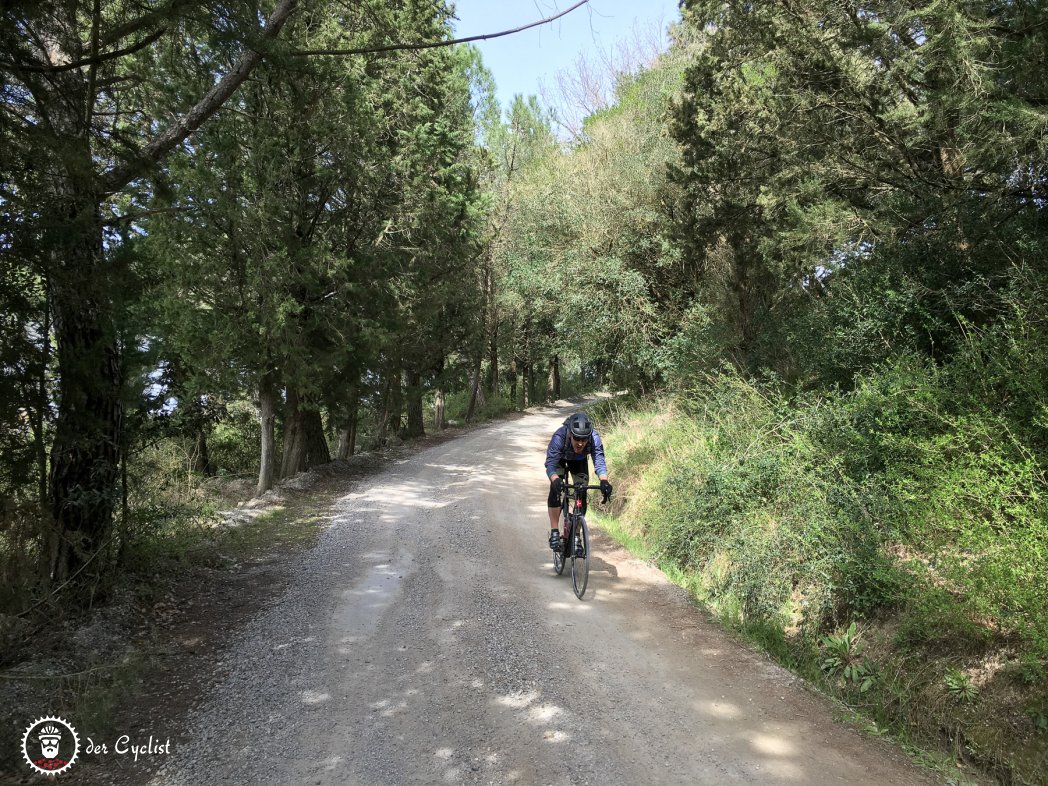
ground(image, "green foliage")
xmin=0 ymin=501 xmax=47 ymax=613
xmin=821 ymin=624 xmax=876 ymax=693
xmin=943 ymin=668 xmax=979 ymax=703
xmin=603 ymin=364 xmax=1048 ymax=661
xmin=670 ymin=0 xmax=1048 ymax=382
xmin=1026 ymin=697 xmax=1048 ymax=734
xmin=439 ymin=389 xmax=516 ymax=427
xmin=208 ymin=401 xmax=262 ymax=477
xmin=491 ymin=47 xmax=690 ymax=394
xmin=604 ymin=366 xmax=1048 ymax=778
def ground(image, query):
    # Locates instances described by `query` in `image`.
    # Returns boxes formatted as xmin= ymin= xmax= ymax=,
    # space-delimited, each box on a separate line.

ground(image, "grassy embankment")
xmin=593 ymin=366 xmax=1048 ymax=785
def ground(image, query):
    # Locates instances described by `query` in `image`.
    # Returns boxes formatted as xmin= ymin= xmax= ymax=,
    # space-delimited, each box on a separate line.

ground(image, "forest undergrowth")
xmin=594 ymin=354 xmax=1048 ymax=785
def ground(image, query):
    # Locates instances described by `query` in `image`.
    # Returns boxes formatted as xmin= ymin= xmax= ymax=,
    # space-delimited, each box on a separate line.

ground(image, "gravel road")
xmin=149 ymin=402 xmax=937 ymax=786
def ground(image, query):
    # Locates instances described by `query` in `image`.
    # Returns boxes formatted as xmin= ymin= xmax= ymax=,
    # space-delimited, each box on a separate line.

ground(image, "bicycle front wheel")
xmin=571 ymin=515 xmax=590 ymax=599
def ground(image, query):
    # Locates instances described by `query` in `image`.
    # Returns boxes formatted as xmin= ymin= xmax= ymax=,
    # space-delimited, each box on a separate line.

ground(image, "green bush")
xmin=439 ymin=389 xmax=517 ymax=427
xmin=208 ymin=400 xmax=261 ymax=476
xmin=604 ymin=356 xmax=1048 ymax=659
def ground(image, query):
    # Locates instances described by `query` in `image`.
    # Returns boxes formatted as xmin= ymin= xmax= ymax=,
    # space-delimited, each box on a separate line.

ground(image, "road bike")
xmin=552 ymin=482 xmax=604 ymax=599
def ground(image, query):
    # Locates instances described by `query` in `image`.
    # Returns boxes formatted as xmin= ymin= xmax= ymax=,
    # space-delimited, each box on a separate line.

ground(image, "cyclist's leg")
xmin=547 ymin=462 xmax=568 ymax=548
xmin=566 ymin=459 xmax=589 ymax=515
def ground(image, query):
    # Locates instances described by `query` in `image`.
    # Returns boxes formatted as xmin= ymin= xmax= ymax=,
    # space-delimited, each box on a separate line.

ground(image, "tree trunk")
xmin=519 ymin=320 xmax=531 ymax=409
xmin=337 ymin=401 xmax=358 ymax=459
xmin=34 ymin=285 xmax=51 ymax=510
xmin=193 ymin=429 xmax=215 ymax=476
xmin=256 ymin=371 xmax=278 ymax=496
xmin=487 ymin=261 xmax=499 ymax=397
xmin=404 ymin=369 xmax=425 ymax=438
xmin=47 ymin=202 xmax=124 ymax=585
xmin=464 ymin=354 xmax=486 ymax=422
xmin=377 ymin=362 xmax=403 ymax=443
xmin=508 ymin=358 xmax=518 ymax=406
xmin=281 ymin=388 xmax=306 ymax=479
xmin=434 ymin=387 xmax=446 ymax=431
xmin=302 ymin=408 xmax=330 ymax=468
xmin=731 ymin=256 xmax=757 ymax=365
xmin=546 ymin=355 xmax=561 ymax=402
xmin=337 ymin=424 xmax=355 ymax=459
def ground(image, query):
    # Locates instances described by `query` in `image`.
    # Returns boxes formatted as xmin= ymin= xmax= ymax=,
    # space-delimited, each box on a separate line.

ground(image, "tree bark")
xmin=47 ymin=198 xmax=124 ymax=585
xmin=337 ymin=400 xmax=358 ymax=459
xmin=434 ymin=387 xmax=446 ymax=430
xmin=546 ymin=354 xmax=561 ymax=402
xmin=519 ymin=321 xmax=532 ymax=409
xmin=302 ymin=408 xmax=330 ymax=468
xmin=464 ymin=354 xmax=486 ymax=422
xmin=377 ymin=362 xmax=403 ymax=443
xmin=34 ymin=285 xmax=51 ymax=510
xmin=256 ymin=371 xmax=278 ymax=496
xmin=337 ymin=424 xmax=354 ymax=459
xmin=193 ymin=428 xmax=215 ymax=476
xmin=404 ymin=369 xmax=425 ymax=438
xmin=486 ymin=260 xmax=499 ymax=397
xmin=280 ymin=388 xmax=306 ymax=479
xmin=522 ymin=362 xmax=532 ymax=408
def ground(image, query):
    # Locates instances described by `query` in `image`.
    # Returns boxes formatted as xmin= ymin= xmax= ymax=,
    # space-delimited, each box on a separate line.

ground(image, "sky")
xmin=449 ymin=0 xmax=682 ymax=112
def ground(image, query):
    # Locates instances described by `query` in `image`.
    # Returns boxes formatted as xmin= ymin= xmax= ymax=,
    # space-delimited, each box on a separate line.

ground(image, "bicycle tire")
xmin=553 ymin=518 xmax=568 ymax=575
xmin=571 ymin=515 xmax=589 ymax=598
xmin=553 ymin=544 xmax=565 ymax=575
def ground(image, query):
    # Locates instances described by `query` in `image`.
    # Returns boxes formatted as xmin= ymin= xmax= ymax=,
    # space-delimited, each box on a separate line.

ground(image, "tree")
xmin=492 ymin=50 xmax=688 ymax=395
xmin=670 ymin=1 xmax=1048 ymax=379
xmin=0 ymin=0 xmax=299 ymax=584
xmin=0 ymin=0 xmax=592 ymax=590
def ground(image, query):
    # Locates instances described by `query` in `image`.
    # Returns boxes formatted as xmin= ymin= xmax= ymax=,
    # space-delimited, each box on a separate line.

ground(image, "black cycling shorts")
xmin=547 ymin=459 xmax=589 ymax=512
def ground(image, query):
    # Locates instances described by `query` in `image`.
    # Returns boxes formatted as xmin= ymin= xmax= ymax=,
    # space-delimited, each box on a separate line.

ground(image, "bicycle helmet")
xmin=567 ymin=412 xmax=593 ymax=440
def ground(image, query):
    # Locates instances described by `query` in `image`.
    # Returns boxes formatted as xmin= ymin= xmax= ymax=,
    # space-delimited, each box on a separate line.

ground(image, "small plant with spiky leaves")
xmin=944 ymin=669 xmax=979 ymax=703
xmin=821 ymin=622 xmax=876 ymax=693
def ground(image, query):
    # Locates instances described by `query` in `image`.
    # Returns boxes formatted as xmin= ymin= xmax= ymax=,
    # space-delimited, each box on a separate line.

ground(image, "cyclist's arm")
xmin=545 ymin=427 xmax=566 ymax=480
xmin=591 ymin=430 xmax=609 ymax=480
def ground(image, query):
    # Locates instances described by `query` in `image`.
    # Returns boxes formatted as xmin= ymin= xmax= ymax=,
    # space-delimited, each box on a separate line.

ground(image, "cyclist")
xmin=545 ymin=412 xmax=612 ymax=551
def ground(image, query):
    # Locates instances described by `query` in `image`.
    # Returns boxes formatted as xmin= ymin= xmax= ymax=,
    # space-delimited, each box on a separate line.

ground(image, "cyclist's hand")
xmin=551 ymin=476 xmax=564 ymax=496
xmin=600 ymin=479 xmax=613 ymax=503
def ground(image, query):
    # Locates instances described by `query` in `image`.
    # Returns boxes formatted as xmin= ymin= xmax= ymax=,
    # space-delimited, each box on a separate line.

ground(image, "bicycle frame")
xmin=559 ymin=482 xmax=603 ymax=535
xmin=553 ymin=481 xmax=605 ymax=598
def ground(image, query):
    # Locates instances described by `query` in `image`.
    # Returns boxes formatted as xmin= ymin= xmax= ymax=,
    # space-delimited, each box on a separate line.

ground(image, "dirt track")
xmin=142 ymin=401 xmax=937 ymax=785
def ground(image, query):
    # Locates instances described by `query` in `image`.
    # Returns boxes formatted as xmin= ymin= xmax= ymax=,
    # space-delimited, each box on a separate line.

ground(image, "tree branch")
xmin=290 ymin=0 xmax=589 ymax=57
xmin=102 ymin=206 xmax=191 ymax=225
xmin=97 ymin=0 xmax=196 ymax=48
xmin=0 ymin=26 xmax=167 ymax=74
xmin=100 ymin=0 xmax=299 ymax=195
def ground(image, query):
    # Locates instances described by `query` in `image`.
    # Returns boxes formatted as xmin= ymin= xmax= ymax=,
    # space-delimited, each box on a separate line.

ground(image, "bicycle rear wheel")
xmin=571 ymin=515 xmax=589 ymax=598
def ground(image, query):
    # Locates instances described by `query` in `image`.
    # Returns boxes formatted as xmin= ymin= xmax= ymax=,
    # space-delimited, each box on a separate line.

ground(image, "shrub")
xmin=208 ymin=400 xmax=261 ymax=476
xmin=605 ymin=358 xmax=1048 ymax=658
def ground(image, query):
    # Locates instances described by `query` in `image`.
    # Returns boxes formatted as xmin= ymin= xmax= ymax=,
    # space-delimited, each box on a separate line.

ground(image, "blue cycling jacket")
xmin=544 ymin=424 xmax=609 ymax=479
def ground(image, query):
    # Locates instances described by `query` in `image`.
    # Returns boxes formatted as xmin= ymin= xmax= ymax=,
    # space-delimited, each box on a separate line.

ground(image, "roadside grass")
xmin=592 ymin=369 xmax=1048 ymax=786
